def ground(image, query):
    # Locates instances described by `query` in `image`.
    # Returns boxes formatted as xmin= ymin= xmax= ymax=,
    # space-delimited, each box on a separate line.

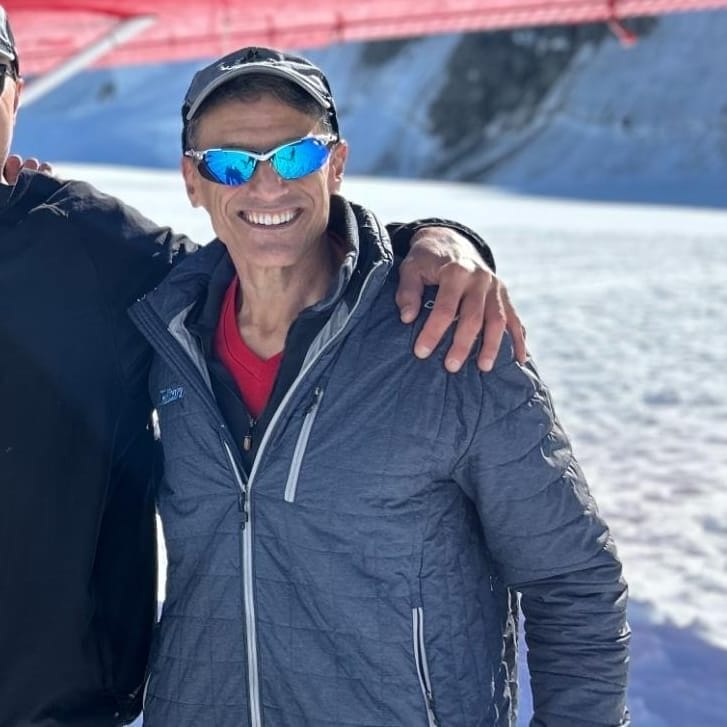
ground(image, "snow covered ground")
xmin=57 ymin=164 xmax=727 ymax=727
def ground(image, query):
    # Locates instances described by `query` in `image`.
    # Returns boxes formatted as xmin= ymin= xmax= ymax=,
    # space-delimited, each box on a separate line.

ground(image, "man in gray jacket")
xmin=132 ymin=46 xmax=630 ymax=726
xmin=2 ymin=8 xmax=536 ymax=724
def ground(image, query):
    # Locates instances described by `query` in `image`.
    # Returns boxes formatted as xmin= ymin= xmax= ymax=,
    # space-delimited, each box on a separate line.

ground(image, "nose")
xmin=245 ymin=158 xmax=286 ymax=198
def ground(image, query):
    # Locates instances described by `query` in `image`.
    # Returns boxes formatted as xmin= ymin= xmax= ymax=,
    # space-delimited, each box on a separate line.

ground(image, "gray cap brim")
xmin=184 ymin=63 xmax=332 ymax=121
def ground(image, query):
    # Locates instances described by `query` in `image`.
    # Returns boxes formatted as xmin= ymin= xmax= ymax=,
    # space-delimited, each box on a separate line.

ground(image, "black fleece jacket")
xmin=0 ymin=170 xmax=493 ymax=726
xmin=0 ymin=171 xmax=179 ymax=726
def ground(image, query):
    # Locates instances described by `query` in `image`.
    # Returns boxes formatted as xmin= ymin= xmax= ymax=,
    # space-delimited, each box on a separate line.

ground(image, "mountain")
xmin=13 ymin=9 xmax=727 ymax=207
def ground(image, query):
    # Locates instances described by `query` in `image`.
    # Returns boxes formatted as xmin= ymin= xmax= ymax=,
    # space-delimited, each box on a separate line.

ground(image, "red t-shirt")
xmin=214 ymin=277 xmax=283 ymax=419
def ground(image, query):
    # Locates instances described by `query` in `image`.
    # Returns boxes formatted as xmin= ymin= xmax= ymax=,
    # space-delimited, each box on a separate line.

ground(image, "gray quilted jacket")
xmin=130 ymin=196 xmax=630 ymax=727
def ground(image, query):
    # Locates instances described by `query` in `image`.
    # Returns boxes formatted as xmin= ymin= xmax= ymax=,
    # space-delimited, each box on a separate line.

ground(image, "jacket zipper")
xmin=222 ymin=440 xmax=262 ymax=726
xmin=130 ymin=301 xmax=262 ymax=724
xmin=283 ymin=386 xmax=324 ymax=503
xmin=224 ymin=441 xmax=249 ymax=528
xmin=132 ymin=257 xmax=386 ymax=727
xmin=238 ymin=261 xmax=384 ymax=726
xmin=412 ymin=607 xmax=439 ymax=727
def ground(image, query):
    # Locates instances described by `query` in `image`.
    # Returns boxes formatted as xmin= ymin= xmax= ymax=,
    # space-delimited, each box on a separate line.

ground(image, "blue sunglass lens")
xmin=201 ymin=150 xmax=257 ymax=186
xmin=271 ymin=138 xmax=331 ymax=180
xmin=199 ymin=137 xmax=332 ymax=186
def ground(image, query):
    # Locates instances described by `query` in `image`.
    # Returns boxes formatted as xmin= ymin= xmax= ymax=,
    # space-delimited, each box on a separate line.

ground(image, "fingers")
xmin=477 ymin=286 xmax=508 ymax=372
xmin=396 ymin=227 xmax=528 ymax=372
xmin=3 ymin=155 xmax=53 ymax=184
xmin=3 ymin=154 xmax=22 ymax=184
xmin=407 ymin=263 xmax=528 ymax=372
xmin=413 ymin=263 xmax=479 ymax=362
xmin=442 ymin=276 xmax=487 ymax=372
xmin=22 ymin=156 xmax=42 ymax=171
xmin=395 ymin=258 xmax=425 ymax=325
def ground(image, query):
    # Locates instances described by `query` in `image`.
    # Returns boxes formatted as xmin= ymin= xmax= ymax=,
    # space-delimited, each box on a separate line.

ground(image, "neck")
xmin=228 ymin=239 xmax=338 ymax=359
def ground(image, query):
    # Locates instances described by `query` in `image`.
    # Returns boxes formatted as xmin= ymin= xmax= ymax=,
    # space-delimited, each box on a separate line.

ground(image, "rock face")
xmin=14 ymin=10 xmax=727 ymax=205
xmin=307 ymin=10 xmax=725 ymax=205
xmin=308 ymin=21 xmax=642 ymax=180
xmin=352 ymin=21 xmax=620 ymax=179
xmin=427 ymin=23 xmax=634 ymax=177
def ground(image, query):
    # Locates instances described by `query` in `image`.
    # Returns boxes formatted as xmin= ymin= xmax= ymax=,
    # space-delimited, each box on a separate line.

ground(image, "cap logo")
xmin=219 ymin=60 xmax=248 ymax=71
xmin=219 ymin=47 xmax=265 ymax=71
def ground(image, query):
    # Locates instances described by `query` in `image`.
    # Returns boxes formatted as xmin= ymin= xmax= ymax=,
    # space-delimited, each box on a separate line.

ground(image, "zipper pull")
xmin=242 ymin=416 xmax=256 ymax=451
xmin=306 ymin=386 xmax=323 ymax=414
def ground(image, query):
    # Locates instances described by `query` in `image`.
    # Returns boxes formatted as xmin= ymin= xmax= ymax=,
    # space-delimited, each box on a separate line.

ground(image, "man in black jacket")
xmin=0 ymin=8 xmax=525 ymax=726
xmin=1 ymin=23 xmax=178 ymax=721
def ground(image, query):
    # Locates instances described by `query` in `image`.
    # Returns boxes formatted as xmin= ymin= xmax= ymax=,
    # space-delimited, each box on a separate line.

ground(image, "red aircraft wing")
xmin=5 ymin=0 xmax=727 ymax=76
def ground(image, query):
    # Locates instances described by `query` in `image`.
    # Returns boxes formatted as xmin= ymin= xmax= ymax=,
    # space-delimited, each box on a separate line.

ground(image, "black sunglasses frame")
xmin=0 ymin=63 xmax=17 ymax=95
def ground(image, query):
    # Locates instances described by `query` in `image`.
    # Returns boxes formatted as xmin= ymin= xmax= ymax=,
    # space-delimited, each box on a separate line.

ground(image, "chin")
xmin=245 ymin=244 xmax=309 ymax=270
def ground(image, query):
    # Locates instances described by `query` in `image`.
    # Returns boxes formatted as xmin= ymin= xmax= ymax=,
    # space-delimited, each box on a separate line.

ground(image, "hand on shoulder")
xmin=3 ymin=154 xmax=54 ymax=184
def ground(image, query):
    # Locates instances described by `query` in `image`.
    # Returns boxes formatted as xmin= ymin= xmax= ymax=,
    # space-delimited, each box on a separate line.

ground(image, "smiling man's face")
xmin=182 ymin=93 xmax=347 ymax=272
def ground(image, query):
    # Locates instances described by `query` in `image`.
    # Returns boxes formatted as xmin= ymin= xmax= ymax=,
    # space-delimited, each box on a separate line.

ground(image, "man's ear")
xmin=329 ymin=140 xmax=348 ymax=193
xmin=181 ymin=156 xmax=202 ymax=207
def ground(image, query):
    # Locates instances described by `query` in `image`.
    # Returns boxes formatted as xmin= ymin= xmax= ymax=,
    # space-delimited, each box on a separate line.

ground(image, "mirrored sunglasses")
xmin=185 ymin=134 xmax=337 ymax=186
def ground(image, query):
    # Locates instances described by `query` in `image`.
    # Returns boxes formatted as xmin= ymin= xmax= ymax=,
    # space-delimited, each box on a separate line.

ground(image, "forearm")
xmin=96 ymin=402 xmax=158 ymax=717
xmin=520 ymin=557 xmax=631 ymax=726
xmin=453 ymin=355 xmax=630 ymax=724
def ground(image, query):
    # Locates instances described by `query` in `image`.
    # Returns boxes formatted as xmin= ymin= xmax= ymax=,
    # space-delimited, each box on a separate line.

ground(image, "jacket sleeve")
xmin=452 ymin=343 xmax=630 ymax=726
xmin=386 ymin=218 xmax=496 ymax=272
xmin=94 ymin=390 xmax=158 ymax=723
xmin=63 ymin=184 xmax=169 ymax=719
xmin=66 ymin=181 xmax=196 ymax=382
xmin=66 ymin=178 xmax=194 ymax=295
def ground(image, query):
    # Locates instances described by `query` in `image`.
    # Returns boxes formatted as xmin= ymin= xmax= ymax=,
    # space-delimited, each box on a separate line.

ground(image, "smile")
xmin=241 ymin=209 xmax=299 ymax=227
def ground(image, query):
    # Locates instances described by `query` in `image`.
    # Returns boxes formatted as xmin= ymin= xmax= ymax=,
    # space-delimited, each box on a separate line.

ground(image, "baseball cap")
xmin=0 ymin=6 xmax=18 ymax=74
xmin=182 ymin=46 xmax=339 ymax=138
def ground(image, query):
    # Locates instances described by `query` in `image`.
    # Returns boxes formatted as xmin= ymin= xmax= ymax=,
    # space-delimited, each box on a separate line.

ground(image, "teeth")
xmin=245 ymin=209 xmax=296 ymax=226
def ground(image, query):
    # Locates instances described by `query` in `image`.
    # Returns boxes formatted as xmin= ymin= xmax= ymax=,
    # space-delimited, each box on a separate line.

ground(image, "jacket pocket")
xmin=412 ymin=607 xmax=440 ymax=727
xmin=284 ymin=387 xmax=324 ymax=503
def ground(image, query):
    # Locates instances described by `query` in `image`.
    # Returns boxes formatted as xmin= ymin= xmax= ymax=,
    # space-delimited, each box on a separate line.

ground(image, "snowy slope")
xmin=13 ymin=11 xmax=727 ymax=207
xmin=57 ymin=163 xmax=727 ymax=727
